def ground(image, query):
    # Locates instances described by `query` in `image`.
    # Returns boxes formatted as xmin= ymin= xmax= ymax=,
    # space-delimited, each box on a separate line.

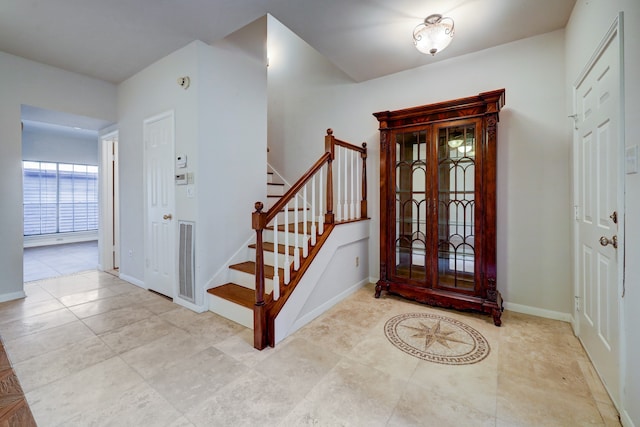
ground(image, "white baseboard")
xmin=118 ymin=274 xmax=145 ymax=288
xmin=24 ymin=232 xmax=98 ymax=248
xmin=621 ymin=410 xmax=635 ymax=427
xmin=503 ymin=301 xmax=572 ymax=323
xmin=0 ymin=291 xmax=26 ymax=303
xmin=174 ymin=297 xmax=206 ymax=313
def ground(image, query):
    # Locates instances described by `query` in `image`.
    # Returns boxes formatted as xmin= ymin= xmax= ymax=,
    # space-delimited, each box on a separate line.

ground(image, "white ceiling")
xmin=1 ymin=0 xmax=576 ymax=85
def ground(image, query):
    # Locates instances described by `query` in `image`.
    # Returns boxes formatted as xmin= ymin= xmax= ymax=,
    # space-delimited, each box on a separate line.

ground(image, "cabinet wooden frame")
xmin=373 ymin=89 xmax=505 ymax=326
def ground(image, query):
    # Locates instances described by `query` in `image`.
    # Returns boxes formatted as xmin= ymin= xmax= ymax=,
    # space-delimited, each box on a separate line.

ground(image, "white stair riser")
xmin=208 ymin=294 xmax=253 ymax=329
xmin=267 ymin=183 xmax=285 ymax=196
xmin=264 ymin=229 xmax=311 ymax=247
xmin=269 ymin=210 xmax=316 ymax=225
xmin=248 ymin=246 xmax=309 ymax=267
xmin=229 ymin=269 xmax=275 ymax=293
xmin=267 ymin=173 xmax=274 ymax=184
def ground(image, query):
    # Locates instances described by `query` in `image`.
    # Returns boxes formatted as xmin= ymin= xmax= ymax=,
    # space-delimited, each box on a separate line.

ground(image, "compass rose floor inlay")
xmin=384 ymin=312 xmax=490 ymax=365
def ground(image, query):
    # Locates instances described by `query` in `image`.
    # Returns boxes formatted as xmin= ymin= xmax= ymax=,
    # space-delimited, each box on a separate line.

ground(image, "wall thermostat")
xmin=175 ymin=174 xmax=187 ymax=185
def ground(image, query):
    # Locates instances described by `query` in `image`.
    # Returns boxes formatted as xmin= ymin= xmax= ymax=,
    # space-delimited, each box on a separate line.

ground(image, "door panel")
xmin=575 ymin=28 xmax=620 ymax=404
xmin=144 ymin=112 xmax=175 ymax=298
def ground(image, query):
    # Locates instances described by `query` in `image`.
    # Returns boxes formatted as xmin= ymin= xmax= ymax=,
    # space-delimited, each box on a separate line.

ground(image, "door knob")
xmin=599 ymin=235 xmax=618 ymax=249
xmin=163 ymin=214 xmax=172 ymax=220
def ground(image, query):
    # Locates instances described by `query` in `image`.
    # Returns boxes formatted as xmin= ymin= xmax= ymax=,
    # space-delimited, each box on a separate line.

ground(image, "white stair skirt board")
xmin=274 ymin=220 xmax=370 ymax=344
xmin=208 ymin=293 xmax=253 ymax=329
xmin=205 ymin=234 xmax=254 ymax=297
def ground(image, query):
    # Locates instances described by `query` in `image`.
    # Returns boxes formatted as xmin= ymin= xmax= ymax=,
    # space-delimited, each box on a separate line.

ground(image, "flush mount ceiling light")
xmin=413 ymin=14 xmax=455 ymax=56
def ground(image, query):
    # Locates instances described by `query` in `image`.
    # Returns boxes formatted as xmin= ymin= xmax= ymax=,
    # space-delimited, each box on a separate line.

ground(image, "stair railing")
xmin=252 ymin=129 xmax=367 ymax=349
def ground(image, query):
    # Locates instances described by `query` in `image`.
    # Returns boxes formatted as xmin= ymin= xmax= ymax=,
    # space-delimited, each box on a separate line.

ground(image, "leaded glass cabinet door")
xmin=434 ymin=119 xmax=482 ymax=294
xmin=393 ymin=128 xmax=434 ymax=286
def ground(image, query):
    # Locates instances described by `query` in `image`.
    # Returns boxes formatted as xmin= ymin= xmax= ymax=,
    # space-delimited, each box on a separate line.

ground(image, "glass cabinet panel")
xmin=436 ymin=124 xmax=476 ymax=290
xmin=394 ymin=130 xmax=427 ymax=281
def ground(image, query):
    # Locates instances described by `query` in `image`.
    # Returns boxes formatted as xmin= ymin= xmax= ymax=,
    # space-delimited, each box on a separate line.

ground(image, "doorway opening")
xmin=20 ymin=105 xmax=114 ymax=282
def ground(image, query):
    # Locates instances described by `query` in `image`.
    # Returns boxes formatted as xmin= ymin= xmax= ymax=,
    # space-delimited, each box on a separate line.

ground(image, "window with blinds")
xmin=23 ymin=161 xmax=98 ymax=236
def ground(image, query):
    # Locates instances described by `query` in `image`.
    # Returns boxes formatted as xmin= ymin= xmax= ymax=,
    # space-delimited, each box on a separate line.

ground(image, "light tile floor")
xmin=23 ymin=241 xmax=98 ymax=282
xmin=1 ymin=270 xmax=622 ymax=427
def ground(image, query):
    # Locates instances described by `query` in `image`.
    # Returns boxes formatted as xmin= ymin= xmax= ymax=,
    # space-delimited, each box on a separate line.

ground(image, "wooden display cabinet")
xmin=373 ymin=89 xmax=505 ymax=326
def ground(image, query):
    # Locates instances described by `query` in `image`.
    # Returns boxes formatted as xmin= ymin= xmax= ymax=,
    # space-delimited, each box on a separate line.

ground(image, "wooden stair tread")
xmin=248 ymin=242 xmax=295 ymax=255
xmin=207 ymin=283 xmax=254 ymax=309
xmin=229 ymin=261 xmax=284 ymax=280
xmin=267 ymin=182 xmax=284 ymax=186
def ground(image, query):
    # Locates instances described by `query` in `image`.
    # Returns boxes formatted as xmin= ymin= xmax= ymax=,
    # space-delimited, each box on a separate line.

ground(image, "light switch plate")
xmin=626 ymin=145 xmax=638 ymax=174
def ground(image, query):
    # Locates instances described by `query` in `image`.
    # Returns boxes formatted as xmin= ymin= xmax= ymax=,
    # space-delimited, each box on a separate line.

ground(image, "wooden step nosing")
xmin=207 ymin=283 xmax=255 ymax=309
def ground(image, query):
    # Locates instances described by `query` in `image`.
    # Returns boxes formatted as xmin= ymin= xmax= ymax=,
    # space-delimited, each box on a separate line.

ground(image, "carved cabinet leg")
xmin=492 ymin=308 xmax=502 ymax=327
xmin=375 ymin=282 xmax=382 ymax=298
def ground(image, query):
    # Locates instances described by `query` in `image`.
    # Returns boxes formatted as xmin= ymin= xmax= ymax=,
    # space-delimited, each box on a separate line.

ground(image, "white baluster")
xmin=318 ymin=167 xmax=324 ymax=235
xmin=356 ymin=153 xmax=362 ymax=218
xmin=272 ymin=214 xmax=279 ymax=300
xmin=294 ymin=194 xmax=300 ymax=270
xmin=284 ymin=202 xmax=290 ymax=285
xmin=344 ymin=146 xmax=349 ymax=220
xmin=350 ymin=149 xmax=356 ymax=220
xmin=336 ymin=147 xmax=342 ymax=222
xmin=311 ymin=175 xmax=317 ymax=245
xmin=303 ymin=184 xmax=308 ymax=258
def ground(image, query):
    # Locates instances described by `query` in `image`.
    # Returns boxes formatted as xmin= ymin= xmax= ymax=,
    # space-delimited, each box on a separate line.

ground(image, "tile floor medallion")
xmin=384 ymin=312 xmax=490 ymax=365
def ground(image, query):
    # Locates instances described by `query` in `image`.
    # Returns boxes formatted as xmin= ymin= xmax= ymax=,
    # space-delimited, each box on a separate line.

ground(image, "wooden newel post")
xmin=252 ymin=201 xmax=268 ymax=350
xmin=360 ymin=142 xmax=367 ymax=218
xmin=324 ymin=129 xmax=335 ymax=225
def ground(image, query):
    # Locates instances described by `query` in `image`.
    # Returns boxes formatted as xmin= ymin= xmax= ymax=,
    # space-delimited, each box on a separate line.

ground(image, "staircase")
xmin=207 ymin=129 xmax=368 ymax=349
xmin=206 ymin=174 xmax=303 ymax=329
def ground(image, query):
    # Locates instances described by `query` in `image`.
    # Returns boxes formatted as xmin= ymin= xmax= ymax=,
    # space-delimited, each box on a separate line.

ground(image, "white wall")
xmin=117 ymin=29 xmax=267 ymax=305
xmin=22 ymin=122 xmax=98 ymax=165
xmin=198 ymin=18 xmax=268 ymax=302
xmin=267 ymin=23 xmax=571 ymax=316
xmin=267 ymin=14 xmax=356 ymax=180
xmin=0 ymin=51 xmax=116 ymax=302
xmin=566 ymin=1 xmax=640 ymax=425
xmin=117 ymin=41 xmax=201 ymax=286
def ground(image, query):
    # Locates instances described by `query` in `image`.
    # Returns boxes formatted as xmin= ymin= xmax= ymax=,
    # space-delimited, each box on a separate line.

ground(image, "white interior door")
xmin=144 ymin=111 xmax=175 ymax=298
xmin=574 ymin=21 xmax=622 ymax=406
xmin=99 ymin=132 xmax=119 ymax=272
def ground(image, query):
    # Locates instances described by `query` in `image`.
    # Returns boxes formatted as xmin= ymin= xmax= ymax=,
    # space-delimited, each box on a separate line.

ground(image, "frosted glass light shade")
xmin=413 ymin=14 xmax=455 ymax=56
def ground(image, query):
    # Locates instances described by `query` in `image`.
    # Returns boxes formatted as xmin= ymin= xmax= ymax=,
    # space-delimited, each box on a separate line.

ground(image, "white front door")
xmin=574 ymin=20 xmax=622 ymax=406
xmin=144 ymin=111 xmax=175 ymax=298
